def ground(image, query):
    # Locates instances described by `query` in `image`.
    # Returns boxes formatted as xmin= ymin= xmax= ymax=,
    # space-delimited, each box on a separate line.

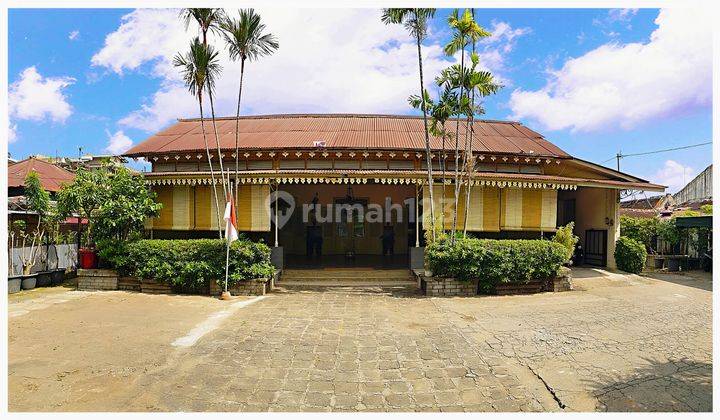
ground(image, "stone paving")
xmin=9 ymin=269 xmax=713 ymax=412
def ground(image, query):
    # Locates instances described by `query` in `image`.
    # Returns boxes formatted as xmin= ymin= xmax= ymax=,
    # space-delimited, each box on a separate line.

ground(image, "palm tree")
xmin=444 ymin=9 xmax=490 ymax=241
xmin=180 ymin=8 xmax=226 ymax=46
xmin=220 ymin=9 xmax=279 ymax=212
xmin=173 ymin=37 xmax=224 ymax=238
xmin=461 ymin=53 xmax=501 ymax=235
xmin=381 ymin=8 xmax=437 ymax=241
xmin=182 ymin=8 xmax=229 ymax=209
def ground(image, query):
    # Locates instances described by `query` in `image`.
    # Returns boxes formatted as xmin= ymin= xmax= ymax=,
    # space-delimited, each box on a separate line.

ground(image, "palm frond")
xmin=221 ymin=9 xmax=279 ymax=62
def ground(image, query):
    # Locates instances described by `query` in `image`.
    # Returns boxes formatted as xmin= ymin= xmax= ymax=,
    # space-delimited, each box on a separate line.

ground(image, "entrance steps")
xmin=279 ymin=269 xmax=415 ymax=287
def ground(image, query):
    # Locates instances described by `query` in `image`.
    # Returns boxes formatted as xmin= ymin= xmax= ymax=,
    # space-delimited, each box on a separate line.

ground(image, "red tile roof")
xmin=124 ymin=114 xmax=571 ymax=159
xmin=8 ymin=157 xmax=75 ymax=192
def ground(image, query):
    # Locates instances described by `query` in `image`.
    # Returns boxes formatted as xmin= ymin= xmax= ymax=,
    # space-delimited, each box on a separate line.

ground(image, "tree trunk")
xmin=198 ymin=97 xmax=223 ymax=238
xmin=451 ymin=42 xmax=466 ymax=242
xmin=207 ymin=90 xmax=228 ymax=201
xmin=234 ymin=59 xmax=246 ymax=220
xmin=417 ymin=30 xmax=435 ymax=242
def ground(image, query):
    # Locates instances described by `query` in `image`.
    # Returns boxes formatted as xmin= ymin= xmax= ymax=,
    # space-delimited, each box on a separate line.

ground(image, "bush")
xmin=614 ymin=236 xmax=647 ymax=274
xmin=120 ymin=239 xmax=274 ymax=293
xmin=425 ymin=237 xmax=567 ymax=290
xmin=552 ymin=222 xmax=579 ymax=262
xmin=619 ymin=216 xmax=658 ymax=251
xmin=96 ymin=238 xmax=133 ymax=275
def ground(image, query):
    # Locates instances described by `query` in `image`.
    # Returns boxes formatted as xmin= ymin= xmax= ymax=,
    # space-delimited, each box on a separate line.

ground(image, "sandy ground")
xmin=8 ymin=290 xmax=249 ymax=411
xmin=7 ymin=268 xmax=712 ymax=412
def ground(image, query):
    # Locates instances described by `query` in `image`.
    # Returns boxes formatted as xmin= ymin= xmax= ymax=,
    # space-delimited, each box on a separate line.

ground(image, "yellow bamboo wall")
xmin=150 ymin=184 xmax=270 ymax=232
xmin=423 ymin=185 xmax=556 ymax=232
xmin=500 ymin=188 xmax=557 ymax=231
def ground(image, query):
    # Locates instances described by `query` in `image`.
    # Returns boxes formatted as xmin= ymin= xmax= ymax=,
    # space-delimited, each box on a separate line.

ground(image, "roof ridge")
xmin=176 ymin=113 xmax=523 ymax=125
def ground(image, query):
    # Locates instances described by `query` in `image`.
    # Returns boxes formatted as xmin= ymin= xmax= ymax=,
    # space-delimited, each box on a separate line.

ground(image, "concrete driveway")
xmin=8 ymin=268 xmax=712 ymax=412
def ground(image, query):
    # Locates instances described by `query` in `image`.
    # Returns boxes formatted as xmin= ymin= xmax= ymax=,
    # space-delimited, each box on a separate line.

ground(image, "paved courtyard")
xmin=8 ymin=268 xmax=712 ymax=412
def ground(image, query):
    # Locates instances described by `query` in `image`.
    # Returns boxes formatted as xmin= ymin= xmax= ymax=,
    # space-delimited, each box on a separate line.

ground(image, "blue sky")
xmin=7 ymin=7 xmax=712 ymax=193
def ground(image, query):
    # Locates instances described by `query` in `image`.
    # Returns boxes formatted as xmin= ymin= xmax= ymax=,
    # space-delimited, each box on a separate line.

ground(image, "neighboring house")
xmin=32 ymin=154 xmax=128 ymax=171
xmin=123 ymin=114 xmax=664 ymax=269
xmin=7 ymin=157 xmax=82 ymax=239
xmin=619 ymin=194 xmax=675 ymax=219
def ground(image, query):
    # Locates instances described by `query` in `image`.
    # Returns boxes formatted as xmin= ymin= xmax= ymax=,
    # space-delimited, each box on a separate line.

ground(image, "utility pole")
xmin=616 ymin=151 xmax=622 ymax=171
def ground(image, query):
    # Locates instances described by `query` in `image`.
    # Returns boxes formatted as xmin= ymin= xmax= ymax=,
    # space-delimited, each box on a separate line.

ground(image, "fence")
xmin=8 ymin=243 xmax=78 ymax=276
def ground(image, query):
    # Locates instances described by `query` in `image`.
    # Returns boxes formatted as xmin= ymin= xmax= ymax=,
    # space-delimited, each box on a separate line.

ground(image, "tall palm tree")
xmin=220 ymin=9 xmax=279 ymax=212
xmin=173 ymin=37 xmax=224 ymax=238
xmin=444 ymin=9 xmax=490 ymax=241
xmin=180 ymin=8 xmax=226 ymax=46
xmin=182 ymin=8 xmax=229 ymax=207
xmin=381 ymin=8 xmax=437 ymax=241
xmin=461 ymin=54 xmax=501 ymax=235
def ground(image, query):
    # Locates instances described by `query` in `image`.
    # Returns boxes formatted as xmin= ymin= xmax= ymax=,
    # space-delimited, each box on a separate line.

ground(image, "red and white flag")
xmin=224 ymin=193 xmax=238 ymax=242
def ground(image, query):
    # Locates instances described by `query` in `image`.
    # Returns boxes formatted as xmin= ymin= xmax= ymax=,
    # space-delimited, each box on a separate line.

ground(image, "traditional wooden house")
xmin=124 ymin=114 xmax=664 ymax=269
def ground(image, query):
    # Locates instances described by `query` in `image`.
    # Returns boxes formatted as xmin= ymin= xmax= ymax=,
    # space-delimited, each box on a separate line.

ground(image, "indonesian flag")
xmin=223 ymin=193 xmax=238 ymax=242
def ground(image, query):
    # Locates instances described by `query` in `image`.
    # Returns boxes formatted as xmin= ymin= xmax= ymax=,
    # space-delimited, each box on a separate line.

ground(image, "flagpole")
xmin=222 ymin=174 xmax=232 ymax=300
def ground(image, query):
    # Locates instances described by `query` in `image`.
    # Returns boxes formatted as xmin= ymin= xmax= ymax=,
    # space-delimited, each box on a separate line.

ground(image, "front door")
xmin=585 ymin=229 xmax=607 ymax=266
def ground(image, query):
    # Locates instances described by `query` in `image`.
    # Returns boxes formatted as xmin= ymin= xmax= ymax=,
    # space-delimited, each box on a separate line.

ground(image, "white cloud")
xmin=9 ymin=66 xmax=75 ymax=123
xmin=69 ymin=30 xmax=80 ymax=41
xmin=92 ymin=9 xmax=523 ymax=132
xmin=651 ymin=160 xmax=695 ymax=193
xmin=481 ymin=20 xmax=531 ymax=53
xmin=104 ymin=130 xmax=134 ymax=155
xmin=508 ymin=8 xmax=711 ymax=132
xmin=8 ymin=123 xmax=18 ymax=143
xmin=608 ymin=8 xmax=639 ymax=24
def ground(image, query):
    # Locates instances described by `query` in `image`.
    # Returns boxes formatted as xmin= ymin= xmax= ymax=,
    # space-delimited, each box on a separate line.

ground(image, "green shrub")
xmin=614 ymin=236 xmax=647 ymax=274
xmin=552 ymin=222 xmax=579 ymax=262
xmin=425 ymin=237 xmax=567 ymax=290
xmin=121 ymin=239 xmax=274 ymax=293
xmin=96 ymin=238 xmax=133 ymax=276
xmin=619 ymin=216 xmax=658 ymax=251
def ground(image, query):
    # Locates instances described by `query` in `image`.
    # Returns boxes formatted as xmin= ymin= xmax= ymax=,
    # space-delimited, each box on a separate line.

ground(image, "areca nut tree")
xmin=443 ymin=8 xmax=491 ymax=241
xmin=381 ymin=7 xmax=437 ymax=241
xmin=173 ymin=37 xmax=224 ymax=237
xmin=181 ymin=7 xmax=230 ymax=205
xmin=220 ymin=9 xmax=279 ymax=213
xmin=180 ymin=8 xmax=226 ymax=47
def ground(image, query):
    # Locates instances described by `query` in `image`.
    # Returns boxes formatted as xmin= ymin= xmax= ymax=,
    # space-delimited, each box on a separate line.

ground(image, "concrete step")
xmin=278 ymin=280 xmax=417 ymax=288
xmin=282 ymin=269 xmax=411 ymax=279
xmin=281 ymin=277 xmax=413 ymax=283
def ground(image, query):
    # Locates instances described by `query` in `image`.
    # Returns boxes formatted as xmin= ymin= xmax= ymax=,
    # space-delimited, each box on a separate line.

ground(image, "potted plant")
xmin=14 ymin=221 xmax=43 ymax=290
xmin=8 ymin=222 xmax=22 ymax=293
xmin=49 ymin=232 xmax=67 ymax=285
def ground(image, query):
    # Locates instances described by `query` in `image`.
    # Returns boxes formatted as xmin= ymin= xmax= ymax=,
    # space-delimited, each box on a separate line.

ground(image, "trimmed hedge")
xmin=614 ymin=236 xmax=647 ymax=274
xmin=425 ymin=237 xmax=567 ymax=291
xmin=110 ymin=239 xmax=274 ymax=293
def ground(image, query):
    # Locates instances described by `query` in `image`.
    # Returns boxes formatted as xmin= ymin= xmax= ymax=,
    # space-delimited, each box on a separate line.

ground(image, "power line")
xmin=620 ymin=141 xmax=712 ymax=158
xmin=599 ymin=141 xmax=712 ymax=169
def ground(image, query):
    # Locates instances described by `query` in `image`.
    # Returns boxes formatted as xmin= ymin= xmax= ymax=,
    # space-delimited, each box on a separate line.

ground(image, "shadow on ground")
xmin=584 ymin=357 xmax=712 ymax=412
xmin=644 ymin=272 xmax=713 ymax=292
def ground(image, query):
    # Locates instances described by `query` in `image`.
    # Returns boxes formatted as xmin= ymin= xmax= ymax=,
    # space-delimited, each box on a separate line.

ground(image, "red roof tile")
xmin=7 ymin=157 xmax=75 ymax=192
xmin=125 ymin=114 xmax=571 ymax=159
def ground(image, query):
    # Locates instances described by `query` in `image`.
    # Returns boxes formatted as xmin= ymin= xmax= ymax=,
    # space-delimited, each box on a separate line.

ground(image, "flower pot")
xmin=667 ymin=258 xmax=681 ymax=272
xmin=51 ymin=269 xmax=66 ymax=285
xmin=21 ymin=274 xmax=37 ymax=290
xmin=9 ymin=276 xmax=22 ymax=294
xmin=36 ymin=270 xmax=52 ymax=287
xmin=654 ymin=257 xmax=664 ymax=269
xmin=79 ymin=248 xmax=98 ymax=269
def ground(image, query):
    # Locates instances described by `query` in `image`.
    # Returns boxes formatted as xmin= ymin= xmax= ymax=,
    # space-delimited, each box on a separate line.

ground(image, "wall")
xmin=673 ymin=164 xmax=712 ymax=204
xmin=8 ymin=244 xmax=77 ymax=275
xmin=560 ymin=187 xmax=619 ymax=268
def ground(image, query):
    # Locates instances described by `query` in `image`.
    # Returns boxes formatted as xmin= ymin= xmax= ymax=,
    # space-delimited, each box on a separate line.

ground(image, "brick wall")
xmin=421 ymin=277 xmax=478 ymax=297
xmin=210 ymin=278 xmax=268 ymax=296
xmin=76 ymin=269 xmax=118 ymax=291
